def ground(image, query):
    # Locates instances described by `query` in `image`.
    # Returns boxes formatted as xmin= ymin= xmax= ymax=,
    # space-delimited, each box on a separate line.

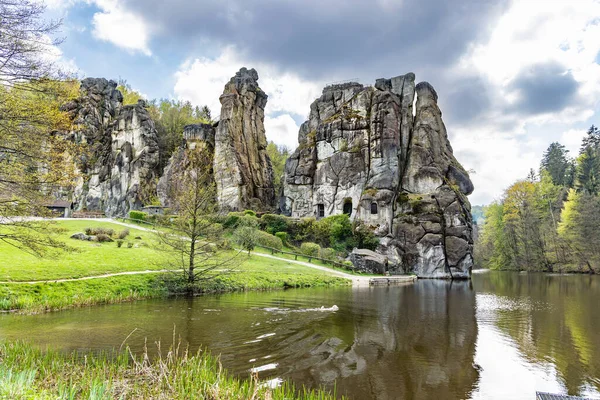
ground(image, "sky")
xmin=44 ymin=0 xmax=600 ymax=205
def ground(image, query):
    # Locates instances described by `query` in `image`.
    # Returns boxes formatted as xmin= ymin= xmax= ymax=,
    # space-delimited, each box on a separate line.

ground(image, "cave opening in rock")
xmin=343 ymin=198 xmax=352 ymax=216
xmin=371 ymin=202 xmax=378 ymax=214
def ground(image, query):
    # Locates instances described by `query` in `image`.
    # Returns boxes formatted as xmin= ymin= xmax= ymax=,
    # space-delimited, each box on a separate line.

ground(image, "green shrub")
xmin=129 ymin=210 xmax=147 ymax=221
xmin=320 ymin=247 xmax=337 ymax=261
xmin=96 ymin=234 xmax=113 ymax=243
xmin=223 ymin=212 xmax=259 ymax=229
xmin=288 ymin=217 xmax=316 ymax=243
xmin=354 ymin=223 xmax=380 ymax=250
xmin=127 ymin=242 xmax=134 ymax=248
xmin=238 ymin=215 xmax=259 ymax=228
xmin=84 ymin=227 xmax=114 ymax=237
xmin=223 ymin=212 xmax=242 ymax=228
xmin=275 ymin=231 xmax=289 ymax=245
xmin=116 ymin=240 xmax=124 ymax=248
xmin=243 ymin=209 xmax=257 ymax=217
xmin=255 ymin=230 xmax=283 ymax=250
xmin=260 ymin=214 xmax=289 ymax=234
xmin=117 ymin=229 xmax=130 ymax=239
xmin=300 ymin=242 xmax=321 ymax=257
xmin=314 ymin=214 xmax=354 ymax=251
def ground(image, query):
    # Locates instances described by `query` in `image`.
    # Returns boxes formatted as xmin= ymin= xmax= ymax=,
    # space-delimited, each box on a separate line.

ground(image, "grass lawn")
xmin=0 ymin=220 xmax=350 ymax=313
xmin=0 ymin=220 xmax=170 ymax=281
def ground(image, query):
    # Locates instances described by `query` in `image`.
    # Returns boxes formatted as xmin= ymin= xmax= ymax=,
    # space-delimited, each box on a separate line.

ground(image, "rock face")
xmin=157 ymin=123 xmax=216 ymax=207
xmin=282 ymin=74 xmax=474 ymax=279
xmin=64 ymin=78 xmax=160 ymax=216
xmin=213 ymin=68 xmax=275 ymax=211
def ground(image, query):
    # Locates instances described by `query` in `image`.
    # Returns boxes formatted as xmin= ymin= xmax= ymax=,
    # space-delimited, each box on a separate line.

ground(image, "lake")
xmin=1 ymin=271 xmax=599 ymax=400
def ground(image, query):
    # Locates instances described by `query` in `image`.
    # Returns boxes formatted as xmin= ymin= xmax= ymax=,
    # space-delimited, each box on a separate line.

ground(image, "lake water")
xmin=1 ymin=271 xmax=599 ymax=400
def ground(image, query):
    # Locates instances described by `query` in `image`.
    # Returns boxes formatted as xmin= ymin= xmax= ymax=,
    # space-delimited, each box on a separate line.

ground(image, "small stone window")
xmin=371 ymin=202 xmax=378 ymax=214
xmin=317 ymin=204 xmax=325 ymax=218
xmin=343 ymin=199 xmax=352 ymax=216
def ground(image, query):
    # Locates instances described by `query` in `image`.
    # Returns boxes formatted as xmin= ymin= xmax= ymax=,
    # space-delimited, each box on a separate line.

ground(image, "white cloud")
xmin=448 ymin=0 xmax=600 ymax=203
xmin=560 ymin=128 xmax=587 ymax=155
xmin=90 ymin=0 xmax=152 ymax=55
xmin=39 ymin=34 xmax=80 ymax=74
xmin=44 ymin=0 xmax=79 ymax=9
xmin=173 ymin=46 xmax=322 ymax=146
xmin=264 ymin=114 xmax=301 ymax=150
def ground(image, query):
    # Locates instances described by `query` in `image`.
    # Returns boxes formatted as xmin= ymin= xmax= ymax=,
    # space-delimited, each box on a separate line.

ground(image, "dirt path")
xmin=0 ymin=269 xmax=181 ymax=284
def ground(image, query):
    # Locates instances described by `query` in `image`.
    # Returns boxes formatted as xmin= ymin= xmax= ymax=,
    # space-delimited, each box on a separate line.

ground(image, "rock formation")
xmin=157 ymin=123 xmax=216 ymax=207
xmin=282 ymin=74 xmax=474 ymax=279
xmin=213 ymin=68 xmax=275 ymax=211
xmin=62 ymin=78 xmax=160 ymax=216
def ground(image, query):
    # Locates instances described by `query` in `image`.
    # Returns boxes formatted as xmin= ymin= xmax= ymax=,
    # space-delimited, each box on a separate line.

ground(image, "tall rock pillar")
xmin=213 ymin=68 xmax=276 ymax=211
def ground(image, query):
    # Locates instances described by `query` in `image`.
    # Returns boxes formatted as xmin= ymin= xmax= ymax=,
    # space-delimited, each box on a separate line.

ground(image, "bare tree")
xmin=155 ymin=147 xmax=240 ymax=290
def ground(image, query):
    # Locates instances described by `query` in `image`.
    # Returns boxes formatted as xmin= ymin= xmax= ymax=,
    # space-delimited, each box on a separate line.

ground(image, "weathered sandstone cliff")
xmin=62 ymin=78 xmax=159 ymax=216
xmin=282 ymin=74 xmax=474 ymax=279
xmin=213 ymin=68 xmax=275 ymax=211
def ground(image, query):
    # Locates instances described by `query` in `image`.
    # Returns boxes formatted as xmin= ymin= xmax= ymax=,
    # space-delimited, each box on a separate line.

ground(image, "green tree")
xmin=233 ymin=226 xmax=258 ymax=255
xmin=155 ymin=147 xmax=236 ymax=288
xmin=116 ymin=80 xmax=142 ymax=105
xmin=266 ymin=141 xmax=289 ymax=197
xmin=540 ymin=142 xmax=571 ymax=186
xmin=558 ymin=189 xmax=600 ymax=273
xmin=0 ymin=1 xmax=79 ymax=255
xmin=150 ymin=99 xmax=212 ymax=171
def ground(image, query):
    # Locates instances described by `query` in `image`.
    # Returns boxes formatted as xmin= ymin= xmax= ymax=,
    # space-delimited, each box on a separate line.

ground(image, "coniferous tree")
xmin=540 ymin=142 xmax=571 ymax=186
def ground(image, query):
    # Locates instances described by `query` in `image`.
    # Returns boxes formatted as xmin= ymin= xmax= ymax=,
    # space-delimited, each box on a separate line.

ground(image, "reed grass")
xmin=0 ymin=340 xmax=343 ymax=399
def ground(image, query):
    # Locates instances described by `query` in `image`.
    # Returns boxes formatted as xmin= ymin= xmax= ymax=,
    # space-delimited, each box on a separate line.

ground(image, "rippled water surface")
xmin=2 ymin=271 xmax=600 ymax=400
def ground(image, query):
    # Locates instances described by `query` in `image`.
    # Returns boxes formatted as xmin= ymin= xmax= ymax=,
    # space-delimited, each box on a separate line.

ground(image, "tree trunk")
xmin=188 ymin=239 xmax=195 ymax=284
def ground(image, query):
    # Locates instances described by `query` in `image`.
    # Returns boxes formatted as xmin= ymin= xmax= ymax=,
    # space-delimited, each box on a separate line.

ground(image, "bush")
xmin=275 ymin=231 xmax=289 ymax=245
xmin=320 ymin=247 xmax=337 ymax=261
xmin=84 ymin=227 xmax=114 ymax=237
xmin=117 ymin=229 xmax=130 ymax=239
xmin=127 ymin=242 xmax=134 ymax=248
xmin=96 ymin=234 xmax=113 ymax=243
xmin=260 ymin=214 xmax=289 ymax=235
xmin=129 ymin=210 xmax=147 ymax=221
xmin=288 ymin=217 xmax=316 ymax=243
xmin=116 ymin=240 xmax=124 ymax=248
xmin=354 ymin=223 xmax=380 ymax=250
xmin=300 ymin=242 xmax=321 ymax=257
xmin=243 ymin=209 xmax=257 ymax=217
xmin=238 ymin=215 xmax=259 ymax=228
xmin=255 ymin=230 xmax=283 ymax=250
xmin=233 ymin=226 xmax=258 ymax=254
xmin=223 ymin=212 xmax=259 ymax=229
xmin=315 ymin=214 xmax=354 ymax=251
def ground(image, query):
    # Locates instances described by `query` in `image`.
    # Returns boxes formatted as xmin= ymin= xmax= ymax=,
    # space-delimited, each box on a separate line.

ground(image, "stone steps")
xmin=368 ymin=276 xmax=417 ymax=285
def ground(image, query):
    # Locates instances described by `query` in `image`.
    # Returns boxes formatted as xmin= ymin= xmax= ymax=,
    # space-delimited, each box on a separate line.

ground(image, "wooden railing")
xmin=257 ymin=245 xmax=356 ymax=272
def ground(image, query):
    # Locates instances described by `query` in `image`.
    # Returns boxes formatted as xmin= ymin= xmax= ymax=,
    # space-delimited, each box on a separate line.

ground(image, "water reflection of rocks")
xmin=283 ymin=281 xmax=479 ymax=400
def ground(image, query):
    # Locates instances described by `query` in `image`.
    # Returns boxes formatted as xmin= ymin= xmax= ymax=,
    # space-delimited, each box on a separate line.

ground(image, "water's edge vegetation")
xmin=0 ymin=341 xmax=342 ymax=399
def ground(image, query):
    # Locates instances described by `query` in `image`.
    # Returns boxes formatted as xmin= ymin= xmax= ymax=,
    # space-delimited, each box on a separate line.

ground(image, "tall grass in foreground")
xmin=0 ymin=341 xmax=343 ymax=399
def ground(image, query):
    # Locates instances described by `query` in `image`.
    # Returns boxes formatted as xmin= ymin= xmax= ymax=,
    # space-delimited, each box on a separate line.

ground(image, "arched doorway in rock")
xmin=343 ymin=198 xmax=352 ymax=216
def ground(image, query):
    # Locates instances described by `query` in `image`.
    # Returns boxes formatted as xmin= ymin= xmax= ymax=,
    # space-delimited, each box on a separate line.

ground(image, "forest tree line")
xmin=476 ymin=125 xmax=600 ymax=273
